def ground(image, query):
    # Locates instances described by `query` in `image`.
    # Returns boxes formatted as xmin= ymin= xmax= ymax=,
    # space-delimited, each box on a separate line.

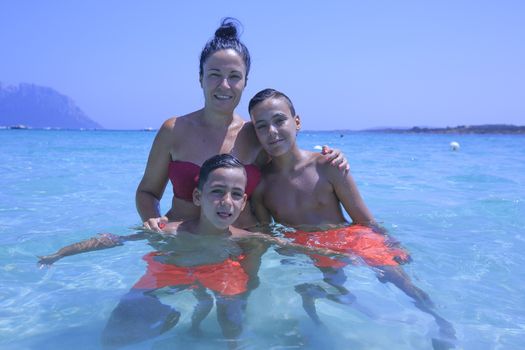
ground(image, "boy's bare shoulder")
xmin=230 ymin=228 xmax=271 ymax=248
xmin=230 ymin=226 xmax=253 ymax=238
xmin=309 ymin=151 xmax=332 ymax=170
xmin=310 ymin=151 xmax=348 ymax=179
xmin=159 ymin=220 xmax=188 ymax=235
xmin=296 ymin=150 xmax=320 ymax=168
xmin=309 ymin=151 xmax=324 ymax=162
xmin=238 ymin=120 xmax=256 ymax=135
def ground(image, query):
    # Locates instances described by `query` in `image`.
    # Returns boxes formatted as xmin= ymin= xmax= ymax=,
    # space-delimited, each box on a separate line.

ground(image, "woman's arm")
xmin=136 ymin=119 xmax=175 ymax=230
xmin=37 ymin=232 xmax=146 ymax=266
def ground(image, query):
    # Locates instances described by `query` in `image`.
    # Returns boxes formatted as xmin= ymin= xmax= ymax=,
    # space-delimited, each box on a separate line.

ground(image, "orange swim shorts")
xmin=284 ymin=225 xmax=411 ymax=268
xmin=133 ymin=252 xmax=248 ymax=296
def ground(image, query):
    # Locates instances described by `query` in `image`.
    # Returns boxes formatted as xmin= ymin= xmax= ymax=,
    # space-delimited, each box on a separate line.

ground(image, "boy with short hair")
xmin=249 ymin=88 xmax=455 ymax=347
xmin=39 ymin=153 xmax=348 ymax=348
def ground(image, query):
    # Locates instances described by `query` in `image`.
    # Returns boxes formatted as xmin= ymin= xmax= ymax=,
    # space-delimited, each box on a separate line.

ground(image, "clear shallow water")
xmin=1 ymin=129 xmax=524 ymax=349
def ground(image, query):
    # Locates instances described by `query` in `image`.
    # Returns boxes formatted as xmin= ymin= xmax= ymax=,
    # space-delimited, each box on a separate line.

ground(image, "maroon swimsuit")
xmin=168 ymin=160 xmax=261 ymax=201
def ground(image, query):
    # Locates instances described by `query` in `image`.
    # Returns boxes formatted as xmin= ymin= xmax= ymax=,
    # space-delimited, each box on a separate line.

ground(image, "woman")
xmin=136 ymin=18 xmax=346 ymax=232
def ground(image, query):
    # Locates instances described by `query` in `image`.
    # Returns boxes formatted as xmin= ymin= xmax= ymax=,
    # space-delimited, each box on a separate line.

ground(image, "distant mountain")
xmin=0 ymin=83 xmax=102 ymax=129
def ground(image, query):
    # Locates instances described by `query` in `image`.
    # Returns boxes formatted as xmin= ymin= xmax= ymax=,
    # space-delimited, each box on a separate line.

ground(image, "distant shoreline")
xmin=362 ymin=124 xmax=525 ymax=134
xmin=2 ymin=124 xmax=524 ymax=134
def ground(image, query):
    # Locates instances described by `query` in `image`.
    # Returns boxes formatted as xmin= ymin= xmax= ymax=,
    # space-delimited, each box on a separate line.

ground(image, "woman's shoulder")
xmin=161 ymin=111 xmax=200 ymax=129
xmin=157 ymin=111 xmax=202 ymax=141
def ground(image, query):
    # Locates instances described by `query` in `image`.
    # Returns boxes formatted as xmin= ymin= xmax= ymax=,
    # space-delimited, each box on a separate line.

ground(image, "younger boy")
xmin=248 ymin=89 xmax=455 ymax=347
xmin=39 ymin=154 xmax=347 ymax=349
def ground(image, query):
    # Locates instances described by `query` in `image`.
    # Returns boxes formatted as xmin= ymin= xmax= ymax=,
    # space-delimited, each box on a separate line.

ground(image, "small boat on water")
xmin=9 ymin=124 xmax=29 ymax=129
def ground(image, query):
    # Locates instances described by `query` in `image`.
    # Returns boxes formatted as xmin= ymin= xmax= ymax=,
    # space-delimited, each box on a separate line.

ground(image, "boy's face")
xmin=193 ymin=167 xmax=247 ymax=230
xmin=250 ymin=97 xmax=301 ymax=157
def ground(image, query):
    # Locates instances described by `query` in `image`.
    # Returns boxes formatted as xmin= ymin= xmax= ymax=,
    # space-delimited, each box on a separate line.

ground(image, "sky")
xmin=1 ymin=1 xmax=524 ymax=130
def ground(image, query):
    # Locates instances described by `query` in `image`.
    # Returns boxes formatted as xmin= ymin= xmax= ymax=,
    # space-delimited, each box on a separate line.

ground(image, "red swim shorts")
xmin=133 ymin=252 xmax=248 ymax=296
xmin=284 ymin=225 xmax=411 ymax=269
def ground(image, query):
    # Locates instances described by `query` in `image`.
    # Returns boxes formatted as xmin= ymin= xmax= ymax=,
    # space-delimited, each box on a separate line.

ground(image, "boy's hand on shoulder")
xmin=321 ymin=145 xmax=350 ymax=174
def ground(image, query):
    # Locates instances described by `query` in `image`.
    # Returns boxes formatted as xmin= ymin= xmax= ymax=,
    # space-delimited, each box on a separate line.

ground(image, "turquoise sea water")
xmin=1 ymin=129 xmax=524 ymax=349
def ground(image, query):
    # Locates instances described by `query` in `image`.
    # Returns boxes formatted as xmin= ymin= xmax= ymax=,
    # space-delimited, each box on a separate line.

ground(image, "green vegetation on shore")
xmin=368 ymin=124 xmax=525 ymax=134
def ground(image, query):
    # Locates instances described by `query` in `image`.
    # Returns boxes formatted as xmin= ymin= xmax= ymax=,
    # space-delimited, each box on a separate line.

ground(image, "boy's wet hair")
xmin=248 ymin=88 xmax=296 ymax=117
xmin=197 ymin=154 xmax=246 ymax=190
xmin=199 ymin=17 xmax=251 ymax=82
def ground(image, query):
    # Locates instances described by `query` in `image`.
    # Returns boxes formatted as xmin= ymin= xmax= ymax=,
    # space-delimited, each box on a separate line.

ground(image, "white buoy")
xmin=313 ymin=145 xmax=323 ymax=150
xmin=450 ymin=141 xmax=460 ymax=151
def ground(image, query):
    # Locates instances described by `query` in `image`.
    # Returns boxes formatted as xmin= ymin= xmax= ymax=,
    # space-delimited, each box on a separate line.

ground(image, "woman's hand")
xmin=321 ymin=145 xmax=349 ymax=174
xmin=143 ymin=216 xmax=169 ymax=232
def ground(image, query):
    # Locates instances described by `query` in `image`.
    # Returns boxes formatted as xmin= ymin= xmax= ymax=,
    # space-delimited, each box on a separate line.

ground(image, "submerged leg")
xmin=376 ymin=266 xmax=457 ymax=348
xmin=190 ymin=286 xmax=214 ymax=335
xmin=294 ymin=283 xmax=328 ymax=325
xmin=376 ymin=265 xmax=434 ymax=308
xmin=322 ymin=266 xmax=380 ymax=319
xmin=101 ymin=288 xmax=181 ymax=348
xmin=294 ymin=267 xmax=357 ymax=325
xmin=319 ymin=267 xmax=357 ymax=305
xmin=215 ymin=294 xmax=247 ymax=349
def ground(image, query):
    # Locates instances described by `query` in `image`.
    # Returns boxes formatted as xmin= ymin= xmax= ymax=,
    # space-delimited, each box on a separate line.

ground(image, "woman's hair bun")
xmin=215 ymin=17 xmax=241 ymax=39
xmin=199 ymin=17 xmax=250 ymax=79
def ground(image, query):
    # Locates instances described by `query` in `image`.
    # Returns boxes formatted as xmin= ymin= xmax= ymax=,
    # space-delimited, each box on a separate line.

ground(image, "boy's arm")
xmin=236 ymin=239 xmax=270 ymax=291
xmin=250 ymin=180 xmax=272 ymax=226
xmin=239 ymin=232 xmax=358 ymax=262
xmin=327 ymin=165 xmax=375 ymax=226
xmin=37 ymin=232 xmax=146 ymax=266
